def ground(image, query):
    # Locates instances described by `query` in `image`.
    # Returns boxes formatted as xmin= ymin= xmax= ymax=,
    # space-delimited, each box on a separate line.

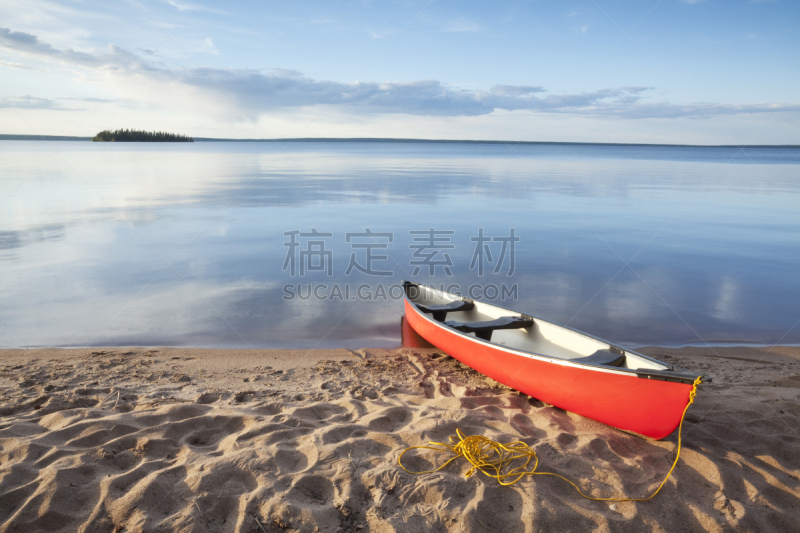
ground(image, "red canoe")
xmin=402 ymin=281 xmax=708 ymax=439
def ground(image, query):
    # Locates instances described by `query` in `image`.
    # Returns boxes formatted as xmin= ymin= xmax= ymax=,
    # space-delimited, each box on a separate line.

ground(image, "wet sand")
xmin=0 ymin=345 xmax=798 ymax=532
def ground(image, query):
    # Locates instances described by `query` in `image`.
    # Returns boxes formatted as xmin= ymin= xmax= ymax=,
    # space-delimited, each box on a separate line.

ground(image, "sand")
xmin=0 ymin=345 xmax=798 ymax=532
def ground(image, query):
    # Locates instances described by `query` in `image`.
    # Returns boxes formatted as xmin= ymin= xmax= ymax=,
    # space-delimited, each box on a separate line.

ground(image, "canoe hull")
xmin=404 ymin=299 xmax=693 ymax=439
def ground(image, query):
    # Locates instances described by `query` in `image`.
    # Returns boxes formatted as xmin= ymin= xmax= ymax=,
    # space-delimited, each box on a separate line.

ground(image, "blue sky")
xmin=1 ymin=0 xmax=798 ymax=143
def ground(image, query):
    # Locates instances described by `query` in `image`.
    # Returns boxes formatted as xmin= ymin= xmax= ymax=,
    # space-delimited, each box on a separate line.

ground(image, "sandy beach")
xmin=0 ymin=345 xmax=798 ymax=532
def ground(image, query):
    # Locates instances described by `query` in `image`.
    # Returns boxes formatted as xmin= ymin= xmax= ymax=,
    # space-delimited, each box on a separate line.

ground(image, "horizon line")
xmin=0 ymin=134 xmax=798 ymax=149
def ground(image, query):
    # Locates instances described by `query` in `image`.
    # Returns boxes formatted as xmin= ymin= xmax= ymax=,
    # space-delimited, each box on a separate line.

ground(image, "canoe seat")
xmin=570 ymin=349 xmax=626 ymax=367
xmin=445 ymin=316 xmax=533 ymax=342
xmin=416 ymin=300 xmax=475 ymax=322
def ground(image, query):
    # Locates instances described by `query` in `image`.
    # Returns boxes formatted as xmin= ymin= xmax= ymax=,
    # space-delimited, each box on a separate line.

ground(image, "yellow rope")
xmin=398 ymin=376 xmax=702 ymax=501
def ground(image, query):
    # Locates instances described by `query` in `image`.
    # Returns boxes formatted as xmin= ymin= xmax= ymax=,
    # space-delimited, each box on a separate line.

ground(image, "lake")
xmin=1 ymin=141 xmax=798 ymax=349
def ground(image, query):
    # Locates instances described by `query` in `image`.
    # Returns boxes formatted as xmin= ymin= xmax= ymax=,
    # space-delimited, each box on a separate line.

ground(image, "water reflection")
xmin=0 ymin=141 xmax=798 ymax=349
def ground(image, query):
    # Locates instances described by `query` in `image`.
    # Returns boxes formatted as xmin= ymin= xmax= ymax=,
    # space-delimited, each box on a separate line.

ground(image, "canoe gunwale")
xmin=402 ymin=280 xmax=705 ymax=385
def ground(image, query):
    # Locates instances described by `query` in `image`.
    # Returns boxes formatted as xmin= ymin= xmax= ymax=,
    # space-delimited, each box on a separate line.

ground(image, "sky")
xmin=0 ymin=0 xmax=798 ymax=144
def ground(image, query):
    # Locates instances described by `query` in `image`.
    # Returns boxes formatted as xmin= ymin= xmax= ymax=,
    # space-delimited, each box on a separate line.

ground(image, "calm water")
xmin=1 ymin=141 xmax=798 ymax=349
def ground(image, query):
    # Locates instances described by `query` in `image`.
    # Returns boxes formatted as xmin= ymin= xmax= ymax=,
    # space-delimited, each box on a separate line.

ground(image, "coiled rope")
xmin=398 ymin=376 xmax=702 ymax=501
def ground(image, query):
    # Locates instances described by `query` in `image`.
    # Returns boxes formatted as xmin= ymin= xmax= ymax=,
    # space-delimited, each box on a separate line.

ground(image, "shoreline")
xmin=1 ymin=345 xmax=798 ymax=531
xmin=5 ymin=340 xmax=800 ymax=350
xmin=1 ymin=134 xmax=799 ymax=148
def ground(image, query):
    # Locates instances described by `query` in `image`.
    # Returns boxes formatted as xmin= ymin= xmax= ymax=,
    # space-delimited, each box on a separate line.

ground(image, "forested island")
xmin=91 ymin=129 xmax=193 ymax=142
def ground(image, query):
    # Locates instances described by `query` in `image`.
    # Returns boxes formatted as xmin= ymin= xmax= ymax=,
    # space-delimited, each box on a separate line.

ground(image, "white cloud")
xmin=0 ymin=58 xmax=45 ymax=70
xmin=491 ymin=85 xmax=546 ymax=96
xmin=2 ymin=27 xmax=799 ymax=123
xmin=366 ymin=28 xmax=395 ymax=39
xmin=163 ymin=0 xmax=227 ymax=15
xmin=165 ymin=0 xmax=198 ymax=11
xmin=0 ymin=27 xmax=141 ymax=69
xmin=0 ymin=94 xmax=66 ymax=109
xmin=204 ymin=37 xmax=219 ymax=55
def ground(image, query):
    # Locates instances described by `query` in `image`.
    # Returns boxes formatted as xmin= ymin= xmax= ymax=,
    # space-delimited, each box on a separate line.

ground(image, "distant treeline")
xmin=91 ymin=129 xmax=193 ymax=142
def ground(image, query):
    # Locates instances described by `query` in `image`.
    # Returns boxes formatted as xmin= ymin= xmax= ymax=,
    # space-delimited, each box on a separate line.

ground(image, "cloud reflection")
xmin=1 ymin=142 xmax=799 ymax=348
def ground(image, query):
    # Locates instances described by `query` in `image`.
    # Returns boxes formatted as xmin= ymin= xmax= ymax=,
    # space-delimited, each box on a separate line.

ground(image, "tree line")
xmin=91 ymin=129 xmax=194 ymax=142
